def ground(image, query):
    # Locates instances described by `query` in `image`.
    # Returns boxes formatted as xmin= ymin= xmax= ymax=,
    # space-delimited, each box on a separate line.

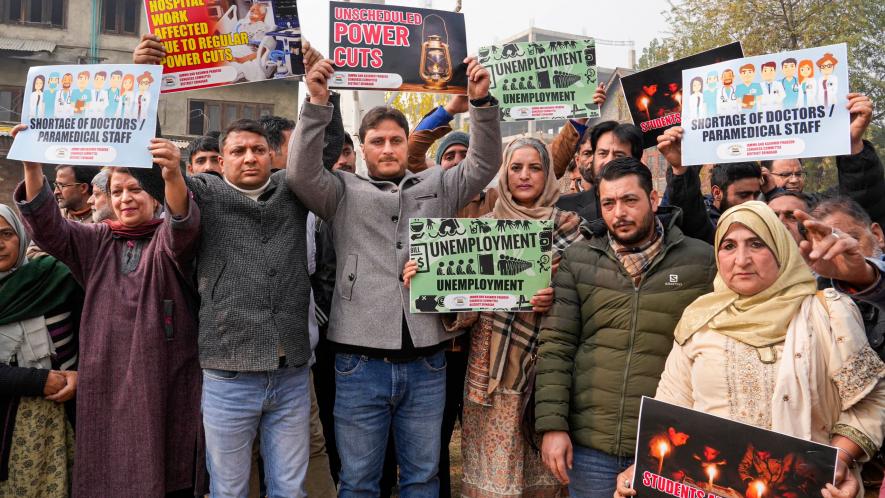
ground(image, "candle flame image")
xmin=707 ymin=464 xmax=717 ymax=490
xmin=754 ymin=480 xmax=766 ymax=498
xmin=656 ymin=440 xmax=669 ymax=474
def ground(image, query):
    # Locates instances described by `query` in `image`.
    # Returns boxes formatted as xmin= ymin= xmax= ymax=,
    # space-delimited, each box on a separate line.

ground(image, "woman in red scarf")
xmin=10 ymin=124 xmax=204 ymax=497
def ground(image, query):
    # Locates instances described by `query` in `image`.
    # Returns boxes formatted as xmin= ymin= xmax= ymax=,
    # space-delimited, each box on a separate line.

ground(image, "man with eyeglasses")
xmin=761 ymin=159 xmax=805 ymax=192
xmin=53 ymin=165 xmax=99 ymax=223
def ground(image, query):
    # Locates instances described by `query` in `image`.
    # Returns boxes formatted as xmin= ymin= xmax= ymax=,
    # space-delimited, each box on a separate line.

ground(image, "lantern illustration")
xmin=419 ymin=14 xmax=453 ymax=90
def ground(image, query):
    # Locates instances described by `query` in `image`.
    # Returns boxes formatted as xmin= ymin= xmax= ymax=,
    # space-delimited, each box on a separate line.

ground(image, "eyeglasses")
xmin=819 ymin=63 xmax=834 ymax=69
xmin=771 ymin=171 xmax=805 ymax=179
xmin=0 ymin=229 xmax=18 ymax=241
xmin=53 ymin=182 xmax=85 ymax=191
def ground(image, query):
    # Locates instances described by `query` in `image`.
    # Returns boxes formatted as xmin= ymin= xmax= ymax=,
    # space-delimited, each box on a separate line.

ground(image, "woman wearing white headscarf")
xmin=0 ymin=204 xmax=82 ymax=498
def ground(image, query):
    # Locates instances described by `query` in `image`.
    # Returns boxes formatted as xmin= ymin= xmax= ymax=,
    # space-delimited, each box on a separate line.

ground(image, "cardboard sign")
xmin=145 ymin=0 xmax=304 ymax=92
xmin=408 ymin=218 xmax=553 ymax=313
xmin=633 ymin=397 xmax=837 ymax=498
xmin=9 ymin=64 xmax=161 ymax=168
xmin=621 ymin=43 xmax=744 ymax=148
xmin=328 ymin=1 xmax=467 ymax=94
xmin=681 ymin=43 xmax=850 ymax=165
xmin=478 ymin=40 xmax=599 ymax=121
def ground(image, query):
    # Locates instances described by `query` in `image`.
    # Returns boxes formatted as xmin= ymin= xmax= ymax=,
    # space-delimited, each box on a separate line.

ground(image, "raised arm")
xmin=836 ymin=94 xmax=885 ymax=226
xmin=11 ymin=125 xmax=103 ymax=282
xmin=286 ymin=57 xmax=343 ymax=220
xmin=548 ymin=84 xmax=607 ymax=179
xmin=440 ymin=57 xmax=502 ymax=210
xmin=658 ymin=126 xmax=716 ymax=244
xmin=406 ymin=95 xmax=465 ymax=173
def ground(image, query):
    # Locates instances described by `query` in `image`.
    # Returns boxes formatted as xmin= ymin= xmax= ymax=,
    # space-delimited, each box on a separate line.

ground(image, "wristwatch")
xmin=469 ymin=93 xmax=498 ymax=108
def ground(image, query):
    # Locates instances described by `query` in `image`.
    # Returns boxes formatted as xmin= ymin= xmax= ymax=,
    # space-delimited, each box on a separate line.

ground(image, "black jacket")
xmin=664 ymin=140 xmax=885 ymax=244
xmin=555 ymin=187 xmax=600 ymax=223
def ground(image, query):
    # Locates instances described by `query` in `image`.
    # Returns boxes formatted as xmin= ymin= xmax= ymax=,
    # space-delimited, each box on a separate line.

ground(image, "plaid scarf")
xmin=465 ymin=209 xmax=584 ymax=405
xmin=609 ymin=217 xmax=665 ymax=285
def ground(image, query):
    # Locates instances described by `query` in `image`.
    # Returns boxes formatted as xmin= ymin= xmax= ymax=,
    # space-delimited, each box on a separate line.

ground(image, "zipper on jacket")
xmin=593 ymin=230 xmax=683 ymax=456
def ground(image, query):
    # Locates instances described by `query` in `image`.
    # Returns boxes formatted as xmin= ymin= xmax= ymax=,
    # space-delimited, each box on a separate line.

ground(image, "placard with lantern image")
xmin=408 ymin=218 xmax=553 ymax=313
xmin=328 ymin=1 xmax=467 ymax=94
xmin=477 ymin=40 xmax=599 ymax=121
xmin=633 ymin=397 xmax=837 ymax=498
xmin=621 ymin=42 xmax=744 ymax=148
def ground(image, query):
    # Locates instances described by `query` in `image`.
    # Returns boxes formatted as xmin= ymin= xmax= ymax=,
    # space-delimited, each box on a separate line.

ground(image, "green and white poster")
xmin=408 ymin=218 xmax=553 ymax=313
xmin=477 ymin=40 xmax=599 ymax=121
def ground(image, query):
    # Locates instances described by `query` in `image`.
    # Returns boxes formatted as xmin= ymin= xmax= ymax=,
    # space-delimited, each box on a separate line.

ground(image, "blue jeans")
xmin=568 ymin=445 xmax=634 ymax=498
xmin=334 ymin=351 xmax=446 ymax=498
xmin=202 ymin=365 xmax=311 ymax=498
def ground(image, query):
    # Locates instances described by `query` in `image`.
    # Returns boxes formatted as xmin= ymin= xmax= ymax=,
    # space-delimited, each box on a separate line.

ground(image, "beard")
xmin=609 ymin=211 xmax=656 ymax=247
xmin=718 ymin=196 xmax=735 ymax=214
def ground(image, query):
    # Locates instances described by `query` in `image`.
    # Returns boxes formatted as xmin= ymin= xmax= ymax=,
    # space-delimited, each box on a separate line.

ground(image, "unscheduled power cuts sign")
xmin=408 ymin=218 xmax=553 ymax=313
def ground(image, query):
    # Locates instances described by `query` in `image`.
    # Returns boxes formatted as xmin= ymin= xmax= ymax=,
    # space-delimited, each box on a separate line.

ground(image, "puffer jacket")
xmin=535 ymin=207 xmax=716 ymax=457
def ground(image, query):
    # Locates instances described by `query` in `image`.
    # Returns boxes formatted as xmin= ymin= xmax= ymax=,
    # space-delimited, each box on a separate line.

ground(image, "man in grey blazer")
xmin=287 ymin=56 xmax=501 ymax=497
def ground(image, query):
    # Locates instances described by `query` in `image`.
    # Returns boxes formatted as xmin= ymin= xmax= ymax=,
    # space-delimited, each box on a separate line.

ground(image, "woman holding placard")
xmin=613 ymin=201 xmax=885 ymax=498
xmin=405 ymin=137 xmax=584 ymax=497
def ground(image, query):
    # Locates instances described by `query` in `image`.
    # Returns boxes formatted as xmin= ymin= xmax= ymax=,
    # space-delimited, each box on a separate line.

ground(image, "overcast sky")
xmin=298 ymin=0 xmax=673 ymax=69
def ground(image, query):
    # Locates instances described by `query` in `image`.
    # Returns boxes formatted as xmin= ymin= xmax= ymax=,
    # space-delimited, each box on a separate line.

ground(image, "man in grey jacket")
xmin=287 ymin=56 xmax=501 ymax=497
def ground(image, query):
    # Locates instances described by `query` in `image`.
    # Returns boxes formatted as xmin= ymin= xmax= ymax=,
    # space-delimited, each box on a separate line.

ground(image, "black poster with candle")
xmin=328 ymin=1 xmax=467 ymax=94
xmin=621 ymin=43 xmax=743 ymax=148
xmin=633 ymin=397 xmax=837 ymax=498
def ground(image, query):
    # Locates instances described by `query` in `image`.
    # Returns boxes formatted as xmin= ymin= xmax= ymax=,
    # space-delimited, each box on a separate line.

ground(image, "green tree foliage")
xmin=645 ymin=0 xmax=883 ymax=190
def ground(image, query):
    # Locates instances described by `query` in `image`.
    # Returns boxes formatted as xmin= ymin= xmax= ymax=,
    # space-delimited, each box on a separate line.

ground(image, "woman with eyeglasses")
xmin=10 ymin=124 xmax=205 ymax=497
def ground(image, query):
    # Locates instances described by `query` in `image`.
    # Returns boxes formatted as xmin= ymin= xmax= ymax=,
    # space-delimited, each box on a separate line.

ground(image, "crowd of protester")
xmin=0 ymin=33 xmax=882 ymax=498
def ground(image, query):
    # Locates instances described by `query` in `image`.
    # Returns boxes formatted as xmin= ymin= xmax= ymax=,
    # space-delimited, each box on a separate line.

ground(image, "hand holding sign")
xmin=402 ymin=259 xmax=419 ymax=288
xmin=847 ymin=92 xmax=873 ymax=154
xmin=306 ymin=59 xmax=334 ymax=106
xmin=614 ymin=465 xmax=637 ymax=497
xmin=134 ymin=34 xmax=166 ymax=65
xmin=656 ymin=126 xmax=685 ymax=173
xmin=465 ymin=56 xmax=491 ymax=102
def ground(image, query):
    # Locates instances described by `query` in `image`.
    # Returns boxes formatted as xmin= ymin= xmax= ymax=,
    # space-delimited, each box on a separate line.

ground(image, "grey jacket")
xmin=187 ymin=172 xmax=311 ymax=371
xmin=287 ymin=101 xmax=502 ymax=349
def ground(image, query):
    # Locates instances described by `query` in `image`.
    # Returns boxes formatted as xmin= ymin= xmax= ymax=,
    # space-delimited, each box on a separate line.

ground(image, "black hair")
xmin=343 ymin=133 xmax=354 ymax=148
xmin=55 ymin=165 xmax=99 ymax=194
xmin=760 ymin=158 xmax=804 ymax=169
xmin=578 ymin=120 xmax=643 ymax=161
xmin=219 ymin=119 xmax=269 ymax=151
xmin=358 ymin=106 xmax=410 ymax=143
xmin=185 ymin=134 xmax=220 ymax=163
xmin=766 ymin=190 xmax=814 ymax=211
xmin=258 ymin=115 xmax=296 ymax=153
xmin=812 ymin=196 xmax=873 ymax=227
xmin=598 ymin=156 xmax=653 ymax=195
xmin=710 ymin=162 xmax=762 ymax=192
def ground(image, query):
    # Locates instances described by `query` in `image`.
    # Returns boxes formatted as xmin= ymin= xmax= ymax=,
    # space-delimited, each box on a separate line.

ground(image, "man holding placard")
xmin=287 ymin=50 xmax=500 ymax=497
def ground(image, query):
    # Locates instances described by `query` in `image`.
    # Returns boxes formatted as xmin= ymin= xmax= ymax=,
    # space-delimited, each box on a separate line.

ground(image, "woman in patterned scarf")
xmin=404 ymin=137 xmax=583 ymax=497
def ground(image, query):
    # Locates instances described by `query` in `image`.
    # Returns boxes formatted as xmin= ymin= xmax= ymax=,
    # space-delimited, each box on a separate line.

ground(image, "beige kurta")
xmin=656 ymin=290 xmax=885 ymax=460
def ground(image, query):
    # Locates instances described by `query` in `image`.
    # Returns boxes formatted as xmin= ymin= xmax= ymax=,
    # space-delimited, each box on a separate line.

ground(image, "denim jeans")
xmin=568 ymin=444 xmax=634 ymax=498
xmin=202 ymin=364 xmax=311 ymax=498
xmin=334 ymin=351 xmax=447 ymax=498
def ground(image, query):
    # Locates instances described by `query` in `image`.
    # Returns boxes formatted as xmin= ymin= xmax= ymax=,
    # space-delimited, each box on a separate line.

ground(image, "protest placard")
xmin=633 ymin=397 xmax=837 ymax=498
xmin=328 ymin=1 xmax=467 ymax=94
xmin=622 ymin=43 xmax=744 ymax=148
xmin=144 ymin=0 xmax=304 ymax=92
xmin=9 ymin=64 xmax=161 ymax=168
xmin=477 ymin=40 xmax=599 ymax=121
xmin=408 ymin=218 xmax=553 ymax=313
xmin=680 ymin=43 xmax=850 ymax=165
